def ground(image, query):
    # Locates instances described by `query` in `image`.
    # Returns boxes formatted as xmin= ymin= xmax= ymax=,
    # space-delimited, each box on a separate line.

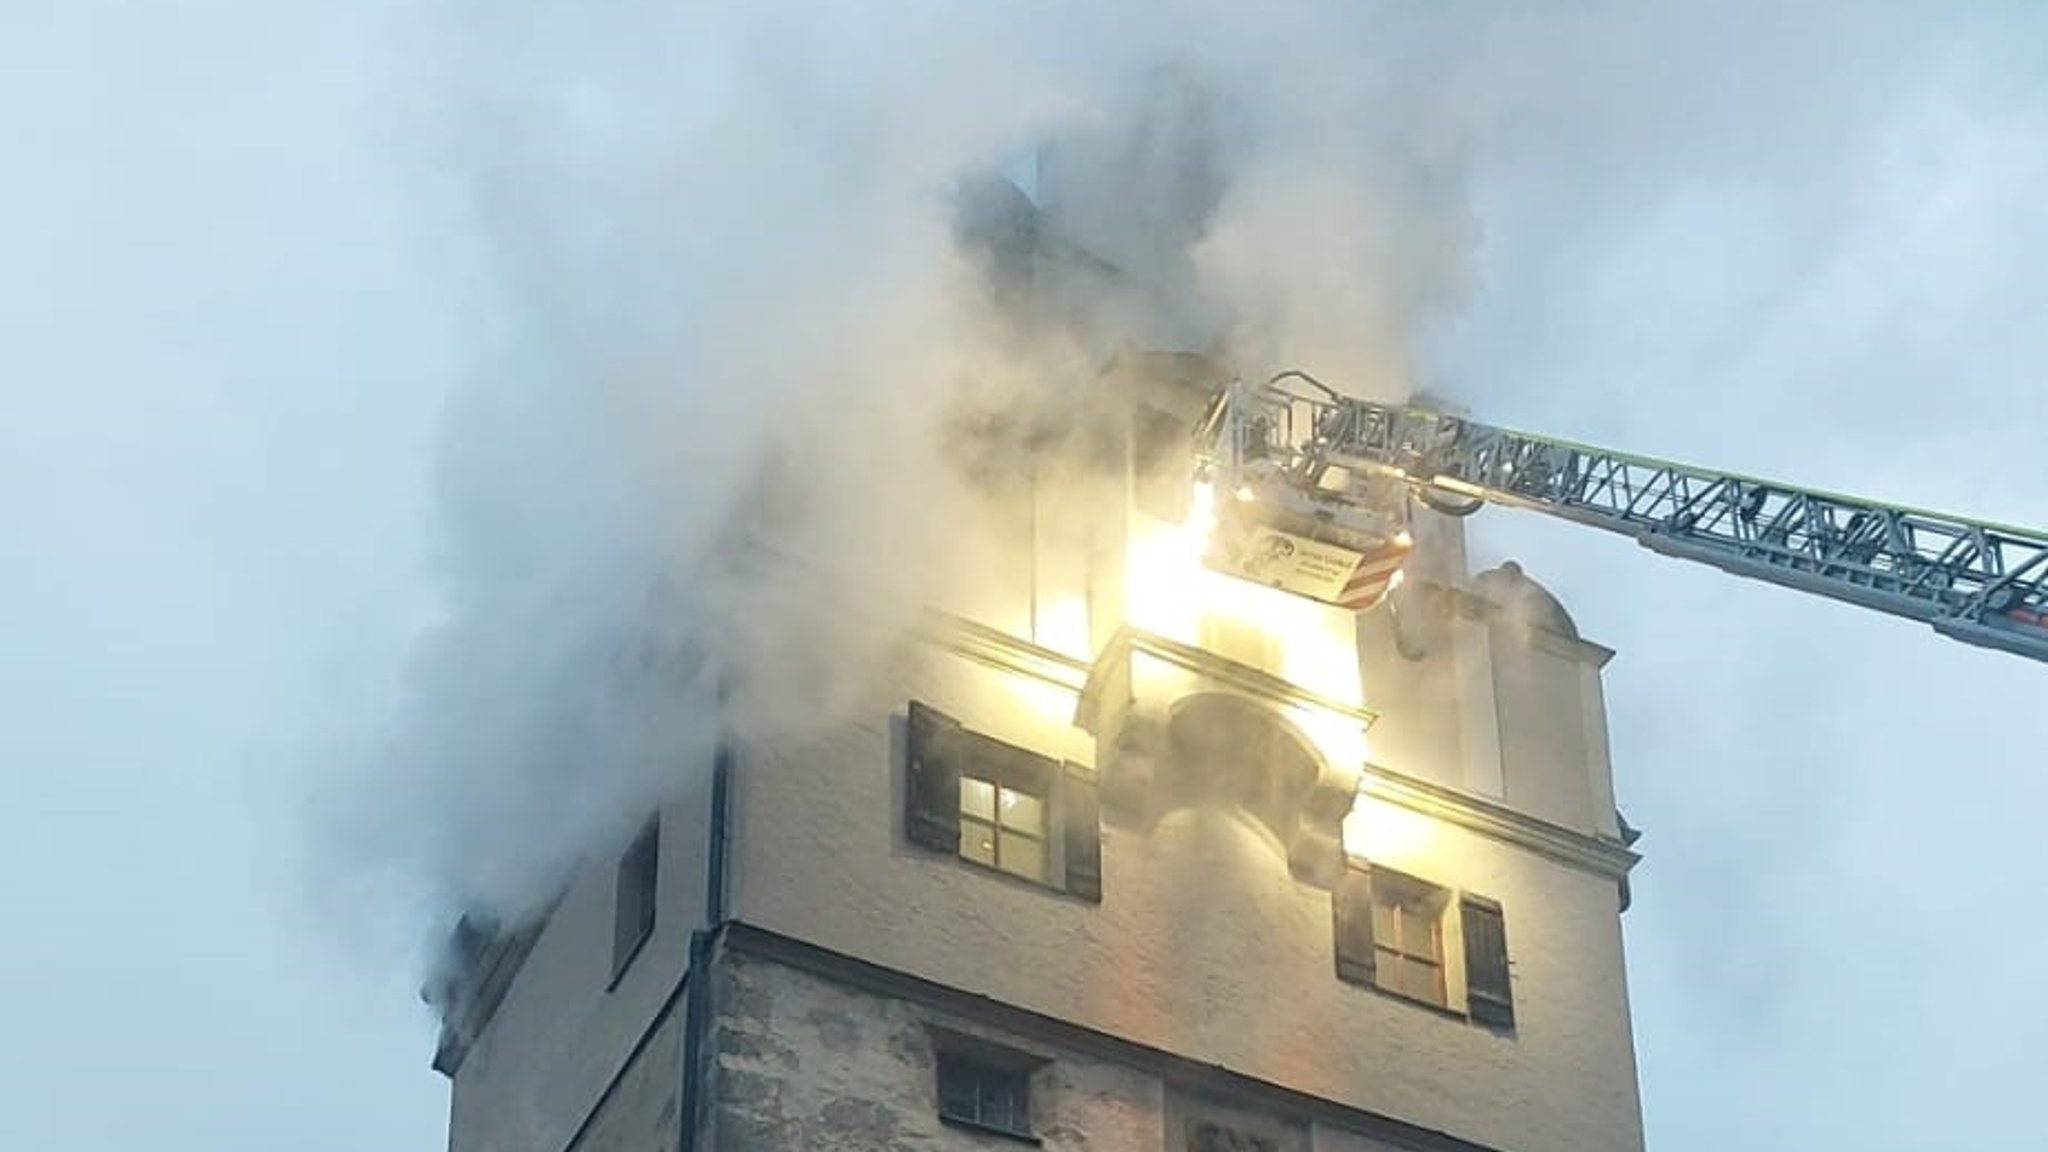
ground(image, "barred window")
xmin=937 ymin=1050 xmax=1032 ymax=1139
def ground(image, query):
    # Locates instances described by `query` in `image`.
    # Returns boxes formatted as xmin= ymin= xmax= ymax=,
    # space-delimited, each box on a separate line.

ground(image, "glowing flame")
xmin=1125 ymin=482 xmax=1363 ymax=706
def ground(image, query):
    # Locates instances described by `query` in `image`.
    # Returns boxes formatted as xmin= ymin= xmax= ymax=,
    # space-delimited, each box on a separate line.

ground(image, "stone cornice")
xmin=917 ymin=611 xmax=1093 ymax=692
xmin=1359 ymin=762 xmax=1640 ymax=880
xmin=1079 ymin=624 xmax=1379 ymax=730
xmin=918 ymin=613 xmax=1635 ymax=880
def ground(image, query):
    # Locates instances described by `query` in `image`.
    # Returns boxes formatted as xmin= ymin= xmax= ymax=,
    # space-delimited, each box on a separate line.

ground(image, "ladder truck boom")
xmin=1196 ymin=371 xmax=2048 ymax=666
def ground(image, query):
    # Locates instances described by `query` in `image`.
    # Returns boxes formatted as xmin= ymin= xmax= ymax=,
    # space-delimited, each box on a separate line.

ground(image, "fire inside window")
xmin=1371 ymin=879 xmax=1447 ymax=1007
xmin=960 ymin=776 xmax=1049 ymax=882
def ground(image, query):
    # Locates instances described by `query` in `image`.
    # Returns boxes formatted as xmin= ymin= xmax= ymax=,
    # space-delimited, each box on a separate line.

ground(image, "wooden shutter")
xmin=1461 ymin=896 xmax=1515 ymax=1029
xmin=1331 ymin=865 xmax=1376 ymax=985
xmin=612 ymin=814 xmax=659 ymax=977
xmin=906 ymin=702 xmax=963 ymax=853
xmin=1061 ymin=762 xmax=1102 ymax=903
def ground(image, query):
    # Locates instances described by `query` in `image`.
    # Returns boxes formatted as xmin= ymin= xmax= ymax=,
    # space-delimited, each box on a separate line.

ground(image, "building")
xmin=425 ymin=361 xmax=1644 ymax=1152
xmin=426 ymin=99 xmax=1646 ymax=1152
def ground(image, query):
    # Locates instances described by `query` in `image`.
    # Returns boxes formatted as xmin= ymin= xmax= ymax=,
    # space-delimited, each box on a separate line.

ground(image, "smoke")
xmin=326 ymin=0 xmax=1501 ymax=933
xmin=354 ymin=0 xmax=2031 ymax=944
xmin=336 ymin=0 xmax=2037 ymax=952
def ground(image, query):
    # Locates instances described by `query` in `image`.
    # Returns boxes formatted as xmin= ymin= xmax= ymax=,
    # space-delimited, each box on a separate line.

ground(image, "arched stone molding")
xmin=1158 ymin=693 xmax=1352 ymax=889
xmin=1078 ymin=625 xmax=1373 ymax=891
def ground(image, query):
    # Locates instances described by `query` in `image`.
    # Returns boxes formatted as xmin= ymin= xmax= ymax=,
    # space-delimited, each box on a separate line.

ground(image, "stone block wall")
xmin=699 ymin=947 xmax=1513 ymax=1152
xmin=705 ymin=951 xmax=1162 ymax=1151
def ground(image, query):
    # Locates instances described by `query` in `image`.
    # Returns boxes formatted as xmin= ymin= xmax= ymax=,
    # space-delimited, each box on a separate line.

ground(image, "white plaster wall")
xmin=449 ymin=776 xmax=712 ymax=1152
xmin=1353 ymin=609 xmax=1468 ymax=790
xmin=1492 ymin=638 xmax=1599 ymax=834
xmin=1579 ymin=661 xmax=1623 ymax=840
xmin=731 ymin=647 xmax=1646 ymax=1152
xmin=566 ymin=1001 xmax=682 ymax=1152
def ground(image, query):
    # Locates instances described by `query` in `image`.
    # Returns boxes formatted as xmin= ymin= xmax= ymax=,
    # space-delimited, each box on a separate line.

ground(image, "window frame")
xmin=958 ymin=773 xmax=1052 ymax=884
xmin=1367 ymin=868 xmax=1449 ymax=1009
xmin=1335 ymin=861 xmax=1511 ymax=1023
xmin=934 ymin=1046 xmax=1039 ymax=1143
xmin=1186 ymin=1118 xmax=1284 ymax=1152
xmin=903 ymin=701 xmax=1102 ymax=903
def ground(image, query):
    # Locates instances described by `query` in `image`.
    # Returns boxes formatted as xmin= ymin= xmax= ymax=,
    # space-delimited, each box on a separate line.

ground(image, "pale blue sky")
xmin=5 ymin=4 xmax=2046 ymax=1151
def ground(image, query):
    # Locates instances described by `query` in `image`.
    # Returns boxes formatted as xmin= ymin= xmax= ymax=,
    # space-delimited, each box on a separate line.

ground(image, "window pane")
xmin=961 ymin=776 xmax=997 ymax=822
xmin=1388 ymin=957 xmax=1416 ymax=1001
xmin=981 ymin=1078 xmax=1016 ymax=1132
xmin=938 ymin=1062 xmax=977 ymax=1120
xmin=1403 ymin=906 xmax=1438 ymax=960
xmin=961 ymin=818 xmax=998 ymax=867
xmin=998 ymin=830 xmax=1047 ymax=881
xmin=999 ymin=787 xmax=1046 ymax=836
xmin=1412 ymin=958 xmax=1445 ymax=1003
xmin=1403 ymin=959 xmax=1431 ymax=1002
xmin=1371 ymin=901 xmax=1396 ymax=944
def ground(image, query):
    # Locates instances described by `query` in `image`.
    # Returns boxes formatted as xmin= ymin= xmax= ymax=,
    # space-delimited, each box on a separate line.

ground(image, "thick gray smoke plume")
xmin=339 ymin=1 xmax=1491 ymax=929
xmin=341 ymin=0 xmax=2035 ymax=945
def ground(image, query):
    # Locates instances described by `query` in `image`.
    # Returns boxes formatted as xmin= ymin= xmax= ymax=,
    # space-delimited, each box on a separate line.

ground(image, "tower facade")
xmin=426 ymin=107 xmax=1645 ymax=1152
xmin=426 ymin=363 xmax=1644 ymax=1152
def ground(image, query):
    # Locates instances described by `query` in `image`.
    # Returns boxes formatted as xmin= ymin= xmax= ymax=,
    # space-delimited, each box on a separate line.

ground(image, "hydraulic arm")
xmin=1197 ymin=371 xmax=2048 ymax=666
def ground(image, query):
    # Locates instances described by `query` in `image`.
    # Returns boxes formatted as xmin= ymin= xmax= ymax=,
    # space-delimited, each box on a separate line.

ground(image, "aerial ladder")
xmin=1193 ymin=370 xmax=2048 ymax=666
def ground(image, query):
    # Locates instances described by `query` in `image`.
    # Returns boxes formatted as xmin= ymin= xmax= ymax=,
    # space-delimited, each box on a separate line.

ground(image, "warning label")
xmin=1204 ymin=518 xmax=1367 ymax=602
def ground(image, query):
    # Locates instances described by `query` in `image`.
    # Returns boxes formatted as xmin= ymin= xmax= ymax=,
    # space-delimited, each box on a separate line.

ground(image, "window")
xmin=1333 ymin=862 xmax=1515 ymax=1027
xmin=611 ymin=814 xmax=658 ymax=983
xmin=1187 ymin=1120 xmax=1280 ymax=1152
xmin=936 ymin=1050 xmax=1033 ymax=1140
xmin=1332 ymin=864 xmax=1446 ymax=1009
xmin=1370 ymin=873 xmax=1446 ymax=1006
xmin=1168 ymin=1093 xmax=1302 ymax=1152
xmin=960 ymin=774 xmax=1049 ymax=882
xmin=904 ymin=701 xmax=1102 ymax=902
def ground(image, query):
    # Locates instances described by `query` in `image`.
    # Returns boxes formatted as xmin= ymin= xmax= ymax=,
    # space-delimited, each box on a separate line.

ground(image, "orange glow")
xmin=1005 ymin=675 xmax=1080 ymax=727
xmin=1343 ymin=790 xmax=1440 ymax=870
xmin=1034 ymin=593 xmax=1092 ymax=659
xmin=1125 ymin=483 xmax=1363 ymax=706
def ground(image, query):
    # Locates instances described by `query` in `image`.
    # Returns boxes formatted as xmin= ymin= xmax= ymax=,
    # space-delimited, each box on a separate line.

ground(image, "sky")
xmin=4 ymin=3 xmax=2046 ymax=1151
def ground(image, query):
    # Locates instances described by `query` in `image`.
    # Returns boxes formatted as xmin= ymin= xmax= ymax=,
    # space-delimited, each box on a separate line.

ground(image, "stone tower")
xmin=425 ymin=94 xmax=1646 ymax=1152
